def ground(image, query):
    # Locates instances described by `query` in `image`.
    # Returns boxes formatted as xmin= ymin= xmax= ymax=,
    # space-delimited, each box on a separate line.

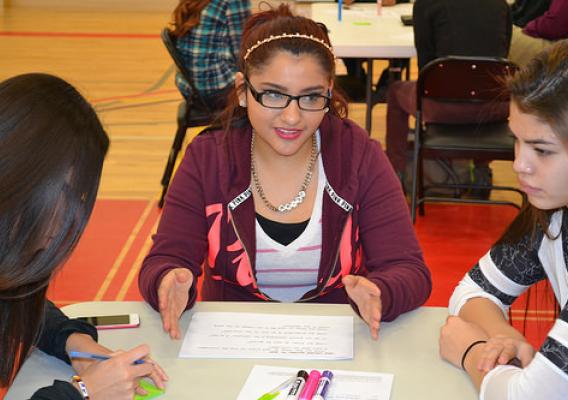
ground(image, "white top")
xmin=449 ymin=209 xmax=568 ymax=400
xmin=255 ymin=153 xmax=326 ymax=302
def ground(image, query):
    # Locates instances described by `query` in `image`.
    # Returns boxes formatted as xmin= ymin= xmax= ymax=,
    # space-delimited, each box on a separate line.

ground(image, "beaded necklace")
xmin=251 ymin=132 xmax=318 ymax=213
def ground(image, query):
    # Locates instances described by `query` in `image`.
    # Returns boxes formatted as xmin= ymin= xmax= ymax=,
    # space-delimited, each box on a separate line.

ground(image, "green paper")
xmin=134 ymin=380 xmax=165 ymax=400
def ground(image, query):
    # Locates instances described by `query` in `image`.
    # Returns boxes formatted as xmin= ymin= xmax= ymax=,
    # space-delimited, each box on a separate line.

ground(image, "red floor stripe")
xmin=103 ymin=203 xmax=162 ymax=301
xmin=47 ymin=200 xmax=152 ymax=301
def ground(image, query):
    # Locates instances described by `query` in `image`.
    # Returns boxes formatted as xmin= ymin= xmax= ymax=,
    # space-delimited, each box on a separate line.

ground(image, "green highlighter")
xmin=134 ymin=380 xmax=165 ymax=400
xmin=257 ymin=377 xmax=295 ymax=400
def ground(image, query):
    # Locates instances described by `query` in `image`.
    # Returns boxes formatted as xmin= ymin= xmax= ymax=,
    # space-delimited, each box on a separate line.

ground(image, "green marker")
xmin=257 ymin=376 xmax=295 ymax=400
xmin=353 ymin=21 xmax=372 ymax=26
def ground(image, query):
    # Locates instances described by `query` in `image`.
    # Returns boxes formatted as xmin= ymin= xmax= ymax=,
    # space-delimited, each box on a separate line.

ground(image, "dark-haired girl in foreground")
xmin=0 ymin=74 xmax=167 ymax=400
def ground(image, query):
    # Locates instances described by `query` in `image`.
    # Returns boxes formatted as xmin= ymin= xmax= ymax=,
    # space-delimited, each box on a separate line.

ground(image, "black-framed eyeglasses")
xmin=245 ymin=76 xmax=331 ymax=111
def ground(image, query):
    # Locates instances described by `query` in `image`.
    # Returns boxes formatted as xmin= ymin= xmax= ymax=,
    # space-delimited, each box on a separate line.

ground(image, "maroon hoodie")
xmin=138 ymin=115 xmax=431 ymax=321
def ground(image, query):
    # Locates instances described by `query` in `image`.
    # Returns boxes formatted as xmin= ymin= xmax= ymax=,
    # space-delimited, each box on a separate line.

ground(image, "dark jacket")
xmin=27 ymin=301 xmax=97 ymax=400
xmin=139 ymin=115 xmax=432 ymax=322
xmin=413 ymin=0 xmax=512 ymax=70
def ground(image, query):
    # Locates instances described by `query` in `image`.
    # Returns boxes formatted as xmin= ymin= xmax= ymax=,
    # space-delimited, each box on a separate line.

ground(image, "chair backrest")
xmin=160 ymin=27 xmax=211 ymax=111
xmin=416 ymin=56 xmax=517 ymax=112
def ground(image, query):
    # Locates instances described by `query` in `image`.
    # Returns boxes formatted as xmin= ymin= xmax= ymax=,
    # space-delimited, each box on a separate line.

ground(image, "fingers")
xmin=343 ymin=275 xmax=382 ymax=340
xmin=134 ymin=379 xmax=147 ymax=396
xmin=147 ymin=363 xmax=168 ymax=390
xmin=158 ymin=268 xmax=191 ymax=339
xmin=166 ymin=303 xmax=181 ymax=339
xmin=476 ymin=337 xmax=535 ymax=372
xmin=518 ymin=343 xmax=535 ymax=367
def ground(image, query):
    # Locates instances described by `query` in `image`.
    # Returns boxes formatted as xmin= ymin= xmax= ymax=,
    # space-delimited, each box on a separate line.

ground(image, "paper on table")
xmin=237 ymin=365 xmax=394 ymax=400
xmin=179 ymin=312 xmax=353 ymax=359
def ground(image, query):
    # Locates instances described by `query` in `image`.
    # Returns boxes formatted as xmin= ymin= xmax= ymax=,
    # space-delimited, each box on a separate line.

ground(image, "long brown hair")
xmin=497 ymin=39 xmax=568 ymax=245
xmin=216 ymin=4 xmax=348 ymax=132
xmin=0 ymin=74 xmax=109 ymax=386
xmin=170 ymin=0 xmax=211 ymax=37
xmin=498 ymin=40 xmax=568 ymax=332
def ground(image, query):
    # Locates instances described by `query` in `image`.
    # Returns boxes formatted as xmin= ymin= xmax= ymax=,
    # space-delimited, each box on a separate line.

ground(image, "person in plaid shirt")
xmin=171 ymin=0 xmax=251 ymax=109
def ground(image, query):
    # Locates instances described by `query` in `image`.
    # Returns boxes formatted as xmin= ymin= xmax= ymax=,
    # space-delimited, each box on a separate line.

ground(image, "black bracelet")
xmin=460 ymin=340 xmax=487 ymax=370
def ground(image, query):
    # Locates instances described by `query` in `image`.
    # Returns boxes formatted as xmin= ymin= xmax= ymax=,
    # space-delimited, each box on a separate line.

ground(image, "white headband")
xmin=243 ymin=32 xmax=335 ymax=61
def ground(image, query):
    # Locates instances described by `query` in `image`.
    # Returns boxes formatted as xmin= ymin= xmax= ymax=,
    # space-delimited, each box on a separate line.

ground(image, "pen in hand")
xmin=68 ymin=351 xmax=151 ymax=365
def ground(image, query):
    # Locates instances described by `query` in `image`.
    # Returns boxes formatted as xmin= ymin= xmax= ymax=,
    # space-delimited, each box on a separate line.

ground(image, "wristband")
xmin=460 ymin=340 xmax=487 ymax=370
xmin=72 ymin=375 xmax=90 ymax=399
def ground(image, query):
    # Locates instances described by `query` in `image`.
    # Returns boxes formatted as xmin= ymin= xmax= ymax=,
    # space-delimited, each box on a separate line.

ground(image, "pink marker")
xmin=298 ymin=370 xmax=321 ymax=400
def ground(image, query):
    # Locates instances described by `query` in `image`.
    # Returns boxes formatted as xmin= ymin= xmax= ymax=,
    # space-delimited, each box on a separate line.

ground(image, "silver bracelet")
xmin=72 ymin=375 xmax=90 ymax=399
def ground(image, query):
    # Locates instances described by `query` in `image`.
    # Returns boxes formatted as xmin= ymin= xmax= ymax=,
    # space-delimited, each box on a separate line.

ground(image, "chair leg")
xmin=418 ymin=155 xmax=425 ymax=216
xmin=410 ymin=114 xmax=422 ymax=223
xmin=159 ymin=119 xmax=188 ymax=208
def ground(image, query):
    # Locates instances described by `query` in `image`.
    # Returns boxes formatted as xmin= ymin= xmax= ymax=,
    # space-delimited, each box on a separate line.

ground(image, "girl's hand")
xmin=78 ymin=344 xmax=167 ymax=400
xmin=477 ymin=335 xmax=535 ymax=372
xmin=67 ymin=334 xmax=113 ymax=376
xmin=439 ymin=316 xmax=488 ymax=369
xmin=157 ymin=268 xmax=194 ymax=339
xmin=343 ymin=275 xmax=382 ymax=340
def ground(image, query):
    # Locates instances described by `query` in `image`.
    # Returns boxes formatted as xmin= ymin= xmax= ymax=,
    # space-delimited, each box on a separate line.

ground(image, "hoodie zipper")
xmin=228 ymin=206 xmax=274 ymax=301
xmin=298 ymin=210 xmax=352 ymax=302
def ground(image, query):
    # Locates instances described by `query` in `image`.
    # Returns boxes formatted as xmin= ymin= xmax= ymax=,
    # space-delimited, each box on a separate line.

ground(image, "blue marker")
xmin=338 ymin=0 xmax=342 ymax=21
xmin=312 ymin=370 xmax=333 ymax=400
xmin=69 ymin=351 xmax=147 ymax=365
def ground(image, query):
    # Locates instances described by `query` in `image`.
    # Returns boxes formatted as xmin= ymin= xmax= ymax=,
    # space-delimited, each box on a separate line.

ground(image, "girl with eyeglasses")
xmin=139 ymin=5 xmax=431 ymax=340
xmin=439 ymin=40 xmax=568 ymax=399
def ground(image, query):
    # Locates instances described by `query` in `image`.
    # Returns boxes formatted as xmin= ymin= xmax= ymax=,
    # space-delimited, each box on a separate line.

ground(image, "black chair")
xmin=409 ymin=56 xmax=526 ymax=223
xmin=159 ymin=27 xmax=215 ymax=208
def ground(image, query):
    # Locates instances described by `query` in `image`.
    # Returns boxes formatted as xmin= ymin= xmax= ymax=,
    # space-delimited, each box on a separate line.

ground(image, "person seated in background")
xmin=511 ymin=0 xmax=550 ymax=27
xmin=0 ymin=74 xmax=167 ymax=400
xmin=139 ymin=5 xmax=431 ymax=341
xmin=335 ymin=0 xmax=410 ymax=102
xmin=508 ymin=0 xmax=568 ymax=67
xmin=385 ymin=0 xmax=512 ymax=185
xmin=170 ymin=0 xmax=251 ymax=109
xmin=439 ymin=39 xmax=568 ymax=400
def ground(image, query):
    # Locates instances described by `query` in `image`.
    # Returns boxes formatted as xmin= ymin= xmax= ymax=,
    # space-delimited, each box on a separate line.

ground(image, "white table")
xmin=310 ymin=2 xmax=416 ymax=132
xmin=7 ymin=302 xmax=476 ymax=400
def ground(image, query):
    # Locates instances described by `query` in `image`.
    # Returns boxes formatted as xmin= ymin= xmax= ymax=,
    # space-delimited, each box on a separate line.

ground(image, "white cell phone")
xmin=74 ymin=313 xmax=140 ymax=330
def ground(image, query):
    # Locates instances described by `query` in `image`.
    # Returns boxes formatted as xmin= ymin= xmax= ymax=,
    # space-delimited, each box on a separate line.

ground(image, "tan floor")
xmin=0 ymin=5 xmax=520 ymax=204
